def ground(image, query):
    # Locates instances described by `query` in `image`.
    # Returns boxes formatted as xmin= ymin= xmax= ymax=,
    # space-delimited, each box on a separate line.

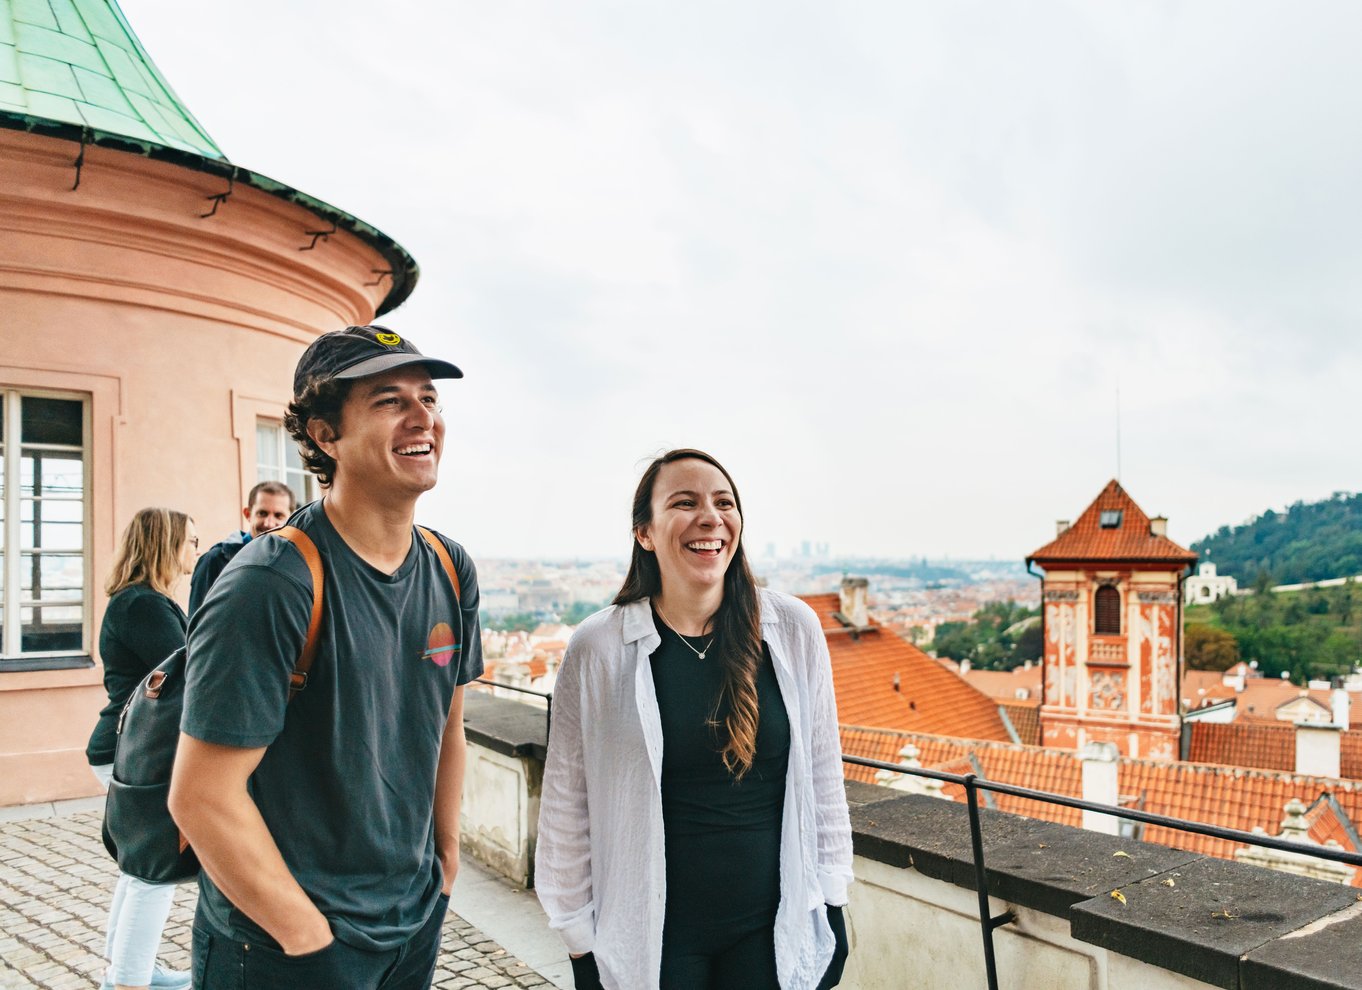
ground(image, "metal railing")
xmin=843 ymin=753 xmax=1362 ymax=990
xmin=467 ymin=684 xmax=1361 ymax=989
xmin=472 ymin=678 xmax=554 ymax=738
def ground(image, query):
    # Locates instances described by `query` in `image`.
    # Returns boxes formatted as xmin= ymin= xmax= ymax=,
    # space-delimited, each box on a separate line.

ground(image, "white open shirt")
xmin=535 ymin=590 xmax=854 ymax=990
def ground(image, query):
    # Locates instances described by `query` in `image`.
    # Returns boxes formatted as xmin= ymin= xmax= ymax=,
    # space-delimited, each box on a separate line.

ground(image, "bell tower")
xmin=1026 ymin=481 xmax=1197 ymax=760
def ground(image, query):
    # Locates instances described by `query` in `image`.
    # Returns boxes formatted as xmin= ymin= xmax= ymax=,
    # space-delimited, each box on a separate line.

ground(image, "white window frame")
xmin=255 ymin=418 xmax=319 ymax=504
xmin=1 ymin=388 xmax=92 ymax=660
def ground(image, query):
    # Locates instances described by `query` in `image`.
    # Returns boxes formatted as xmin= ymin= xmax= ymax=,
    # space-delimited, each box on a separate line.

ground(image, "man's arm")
xmin=433 ymin=685 xmax=468 ymax=896
xmin=168 ymin=734 xmax=333 ymax=954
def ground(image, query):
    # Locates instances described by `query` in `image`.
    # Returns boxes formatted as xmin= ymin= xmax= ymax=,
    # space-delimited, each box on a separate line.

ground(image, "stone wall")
xmin=461 ymin=698 xmax=1362 ymax=989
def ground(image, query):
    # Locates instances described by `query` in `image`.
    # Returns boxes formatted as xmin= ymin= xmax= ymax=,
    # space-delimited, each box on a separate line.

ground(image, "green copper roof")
xmin=0 ymin=0 xmax=221 ymax=157
xmin=0 ymin=0 xmax=418 ymax=314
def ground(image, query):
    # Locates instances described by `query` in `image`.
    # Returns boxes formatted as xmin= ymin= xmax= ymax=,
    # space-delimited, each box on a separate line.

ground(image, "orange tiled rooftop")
xmin=1027 ymin=479 xmax=1198 ymax=564
xmin=841 ymin=725 xmax=1362 ymax=886
xmin=800 ymin=592 xmax=1012 ymax=742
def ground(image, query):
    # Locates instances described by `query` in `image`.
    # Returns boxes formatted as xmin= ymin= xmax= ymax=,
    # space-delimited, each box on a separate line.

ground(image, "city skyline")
xmin=123 ymin=1 xmax=1362 ymax=559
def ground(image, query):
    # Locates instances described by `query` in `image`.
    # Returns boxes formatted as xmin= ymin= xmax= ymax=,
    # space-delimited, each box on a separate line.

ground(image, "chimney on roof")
xmin=1295 ymin=721 xmax=1342 ymax=778
xmin=1056 ymin=519 xmax=1070 ymax=536
xmin=1150 ymin=516 xmax=1168 ymax=538
xmin=1077 ymin=742 xmax=1120 ymax=835
xmin=1332 ymin=679 xmax=1351 ymax=729
xmin=839 ymin=577 xmax=869 ymax=628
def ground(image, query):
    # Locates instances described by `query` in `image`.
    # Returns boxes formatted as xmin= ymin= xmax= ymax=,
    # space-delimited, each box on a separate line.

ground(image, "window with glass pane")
xmin=2 ymin=392 xmax=89 ymax=659
xmin=256 ymin=419 xmax=317 ymax=503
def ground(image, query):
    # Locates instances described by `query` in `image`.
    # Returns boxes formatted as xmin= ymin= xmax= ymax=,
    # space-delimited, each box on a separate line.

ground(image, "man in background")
xmin=189 ymin=480 xmax=295 ymax=614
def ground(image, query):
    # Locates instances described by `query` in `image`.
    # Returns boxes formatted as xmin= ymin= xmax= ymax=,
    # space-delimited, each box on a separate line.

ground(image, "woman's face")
xmin=178 ymin=518 xmax=200 ymax=576
xmin=637 ymin=458 xmax=741 ymax=599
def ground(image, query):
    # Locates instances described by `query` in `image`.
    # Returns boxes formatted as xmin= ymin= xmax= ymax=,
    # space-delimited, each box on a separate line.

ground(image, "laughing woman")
xmin=536 ymin=449 xmax=853 ymax=990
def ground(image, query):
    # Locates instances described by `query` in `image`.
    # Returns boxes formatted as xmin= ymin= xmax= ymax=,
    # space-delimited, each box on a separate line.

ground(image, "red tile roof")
xmin=1236 ymin=681 xmax=1334 ymax=723
xmin=801 ymin=593 xmax=1011 ymax=742
xmin=1187 ymin=720 xmax=1362 ymax=779
xmin=1027 ymin=480 xmax=1198 ymax=565
xmin=1181 ymin=669 xmax=1240 ymax=709
xmin=963 ymin=665 xmax=1043 ymax=702
xmin=840 ymin=725 xmax=1362 ymax=885
xmin=999 ymin=700 xmax=1042 ymax=746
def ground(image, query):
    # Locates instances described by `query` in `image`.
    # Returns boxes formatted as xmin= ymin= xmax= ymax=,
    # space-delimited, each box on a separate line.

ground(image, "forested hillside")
xmin=1191 ymin=491 xmax=1362 ymax=585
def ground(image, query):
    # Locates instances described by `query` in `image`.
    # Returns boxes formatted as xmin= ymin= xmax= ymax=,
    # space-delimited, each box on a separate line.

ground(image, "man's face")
xmin=244 ymin=492 xmax=292 ymax=538
xmin=322 ymin=366 xmax=444 ymax=496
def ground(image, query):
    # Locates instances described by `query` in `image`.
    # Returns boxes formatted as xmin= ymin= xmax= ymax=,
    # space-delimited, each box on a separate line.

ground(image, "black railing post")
xmin=963 ymin=773 xmax=1013 ymax=990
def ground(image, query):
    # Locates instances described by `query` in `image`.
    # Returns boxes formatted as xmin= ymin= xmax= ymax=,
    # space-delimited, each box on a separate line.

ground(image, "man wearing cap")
xmin=170 ymin=325 xmax=481 ymax=990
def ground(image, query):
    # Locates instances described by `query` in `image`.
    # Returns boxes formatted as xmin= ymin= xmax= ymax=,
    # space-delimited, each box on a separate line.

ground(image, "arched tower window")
xmin=1094 ymin=585 xmax=1121 ymax=635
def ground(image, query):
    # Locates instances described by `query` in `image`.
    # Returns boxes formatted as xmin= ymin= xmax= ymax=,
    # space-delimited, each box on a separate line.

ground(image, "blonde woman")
xmin=536 ymin=450 xmax=853 ymax=990
xmin=86 ymin=508 xmax=199 ymax=990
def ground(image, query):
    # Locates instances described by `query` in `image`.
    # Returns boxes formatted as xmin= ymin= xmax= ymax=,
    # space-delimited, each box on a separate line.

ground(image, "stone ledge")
xmin=463 ymin=691 xmax=548 ymax=761
xmin=850 ymin=792 xmax=1197 ymax=916
xmin=1072 ymin=856 xmax=1358 ymax=989
xmin=851 ymin=791 xmax=1362 ymax=990
xmin=1241 ymin=902 xmax=1362 ymax=990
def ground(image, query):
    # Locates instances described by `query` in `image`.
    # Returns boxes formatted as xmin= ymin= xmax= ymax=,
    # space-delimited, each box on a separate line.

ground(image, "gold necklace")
xmin=654 ymin=603 xmax=714 ymax=660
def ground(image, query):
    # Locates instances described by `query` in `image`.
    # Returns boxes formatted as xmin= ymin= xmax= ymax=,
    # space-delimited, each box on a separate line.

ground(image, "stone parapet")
xmin=459 ymin=702 xmax=1362 ymax=988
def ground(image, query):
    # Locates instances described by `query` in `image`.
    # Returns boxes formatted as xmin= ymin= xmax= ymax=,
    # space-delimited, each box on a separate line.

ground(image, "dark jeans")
xmin=661 ymin=921 xmax=779 ymax=990
xmin=571 ymin=904 xmax=848 ymax=990
xmin=191 ymin=894 xmax=448 ymax=990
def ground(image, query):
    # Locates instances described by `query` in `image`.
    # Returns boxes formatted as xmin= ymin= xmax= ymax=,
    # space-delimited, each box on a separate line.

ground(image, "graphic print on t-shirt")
xmin=422 ymin=622 xmax=459 ymax=667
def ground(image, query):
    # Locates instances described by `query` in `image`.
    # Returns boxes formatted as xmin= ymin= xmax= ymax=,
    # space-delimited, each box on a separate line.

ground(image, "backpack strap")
xmin=275 ymin=526 xmax=324 ymax=700
xmin=417 ymin=526 xmax=461 ymax=601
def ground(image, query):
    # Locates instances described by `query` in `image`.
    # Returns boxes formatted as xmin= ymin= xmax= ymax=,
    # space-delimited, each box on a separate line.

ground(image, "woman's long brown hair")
xmin=105 ymin=507 xmax=190 ymax=598
xmin=614 ymin=449 xmax=763 ymax=778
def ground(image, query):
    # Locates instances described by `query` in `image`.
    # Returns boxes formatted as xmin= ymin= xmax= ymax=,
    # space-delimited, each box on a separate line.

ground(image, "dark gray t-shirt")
xmin=181 ymin=500 xmax=483 ymax=952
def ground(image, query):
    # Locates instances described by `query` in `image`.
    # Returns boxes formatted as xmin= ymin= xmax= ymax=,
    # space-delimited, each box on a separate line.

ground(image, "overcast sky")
xmin=123 ymin=1 xmax=1362 ymax=561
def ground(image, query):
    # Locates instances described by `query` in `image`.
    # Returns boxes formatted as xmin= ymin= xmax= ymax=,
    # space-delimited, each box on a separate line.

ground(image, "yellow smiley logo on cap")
xmin=375 ymin=332 xmax=402 ymax=346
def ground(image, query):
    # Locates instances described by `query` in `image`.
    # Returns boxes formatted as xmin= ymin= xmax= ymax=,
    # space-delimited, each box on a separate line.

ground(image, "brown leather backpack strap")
xmin=417 ymin=526 xmax=461 ymax=601
xmin=275 ymin=525 xmax=324 ymax=700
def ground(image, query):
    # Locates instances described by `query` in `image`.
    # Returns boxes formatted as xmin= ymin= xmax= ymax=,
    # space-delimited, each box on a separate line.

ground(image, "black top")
xmin=182 ymin=500 xmax=484 ymax=953
xmin=86 ymin=584 xmax=187 ymax=765
xmin=650 ymin=611 xmax=791 ymax=939
xmin=187 ymin=533 xmax=247 ymax=616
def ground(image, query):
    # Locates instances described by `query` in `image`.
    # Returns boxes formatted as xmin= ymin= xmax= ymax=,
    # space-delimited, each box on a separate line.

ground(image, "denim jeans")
xmin=92 ymin=763 xmax=180 ymax=986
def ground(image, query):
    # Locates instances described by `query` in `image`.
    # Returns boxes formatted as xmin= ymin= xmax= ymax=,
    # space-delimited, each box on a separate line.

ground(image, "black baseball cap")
xmin=293 ymin=325 xmax=463 ymax=395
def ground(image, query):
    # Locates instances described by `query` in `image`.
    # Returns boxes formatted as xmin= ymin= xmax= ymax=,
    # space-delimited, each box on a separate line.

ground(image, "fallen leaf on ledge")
xmin=1113 ymin=851 xmax=1131 ymax=859
xmin=1110 ymin=890 xmax=1127 ymax=905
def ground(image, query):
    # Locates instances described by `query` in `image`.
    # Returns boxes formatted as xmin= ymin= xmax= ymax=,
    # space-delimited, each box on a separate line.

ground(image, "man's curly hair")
xmin=284 ymin=375 xmax=354 ymax=488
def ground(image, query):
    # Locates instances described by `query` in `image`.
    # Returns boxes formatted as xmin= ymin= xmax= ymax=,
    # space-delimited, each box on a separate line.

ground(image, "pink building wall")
xmin=0 ymin=128 xmax=394 ymax=804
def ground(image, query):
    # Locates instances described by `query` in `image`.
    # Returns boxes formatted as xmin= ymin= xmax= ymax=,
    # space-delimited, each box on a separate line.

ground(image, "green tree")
xmin=1013 ymin=621 xmax=1043 ymax=663
xmin=1184 ymin=623 xmax=1241 ymax=671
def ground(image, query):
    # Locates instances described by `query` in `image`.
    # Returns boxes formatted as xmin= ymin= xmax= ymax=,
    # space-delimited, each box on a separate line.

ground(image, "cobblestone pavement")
xmin=0 ymin=811 xmax=554 ymax=990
